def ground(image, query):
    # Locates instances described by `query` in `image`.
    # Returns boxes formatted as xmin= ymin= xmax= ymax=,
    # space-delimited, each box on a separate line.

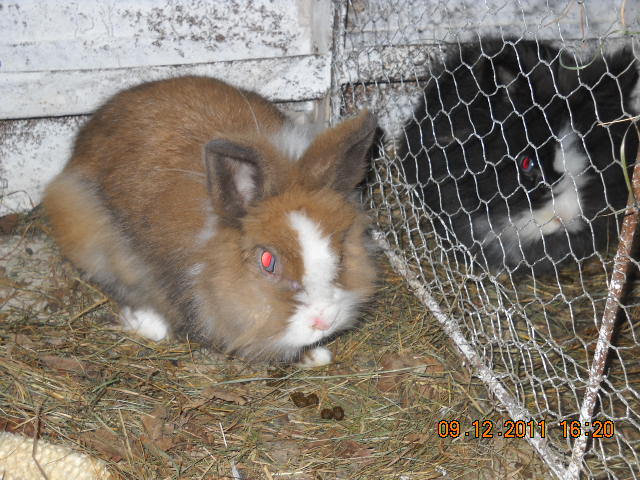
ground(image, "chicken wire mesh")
xmin=329 ymin=1 xmax=640 ymax=479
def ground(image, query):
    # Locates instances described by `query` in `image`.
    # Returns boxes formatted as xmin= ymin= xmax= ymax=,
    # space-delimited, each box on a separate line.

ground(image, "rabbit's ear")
xmin=607 ymin=49 xmax=639 ymax=97
xmin=298 ymin=111 xmax=377 ymax=193
xmin=493 ymin=48 xmax=526 ymax=94
xmin=496 ymin=65 xmax=519 ymax=91
xmin=480 ymin=41 xmax=520 ymax=92
xmin=204 ymin=139 xmax=264 ymax=222
xmin=494 ymin=43 xmax=559 ymax=102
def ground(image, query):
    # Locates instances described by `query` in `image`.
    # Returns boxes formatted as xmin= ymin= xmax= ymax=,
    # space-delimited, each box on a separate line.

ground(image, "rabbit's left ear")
xmin=496 ymin=65 xmax=518 ymax=91
xmin=495 ymin=45 xmax=560 ymax=101
xmin=203 ymin=139 xmax=265 ymax=222
xmin=298 ymin=111 xmax=377 ymax=193
xmin=492 ymin=49 xmax=529 ymax=95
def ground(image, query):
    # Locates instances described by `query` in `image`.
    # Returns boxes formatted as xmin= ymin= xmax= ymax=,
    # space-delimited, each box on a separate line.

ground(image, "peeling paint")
xmin=0 ymin=0 xmax=329 ymax=72
xmin=0 ymin=0 xmax=333 ymax=120
xmin=0 ymin=116 xmax=86 ymax=215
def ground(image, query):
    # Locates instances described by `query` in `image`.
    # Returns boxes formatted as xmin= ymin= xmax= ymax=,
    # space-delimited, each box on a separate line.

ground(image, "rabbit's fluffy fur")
xmin=400 ymin=38 xmax=639 ymax=275
xmin=44 ymin=76 xmax=378 ymax=365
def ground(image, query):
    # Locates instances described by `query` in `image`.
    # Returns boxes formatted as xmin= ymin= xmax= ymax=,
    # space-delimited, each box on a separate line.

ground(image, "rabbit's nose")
xmin=312 ymin=316 xmax=331 ymax=331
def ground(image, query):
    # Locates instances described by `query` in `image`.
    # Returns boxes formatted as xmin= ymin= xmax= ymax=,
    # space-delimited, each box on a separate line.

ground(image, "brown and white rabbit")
xmin=43 ymin=76 xmax=378 ymax=366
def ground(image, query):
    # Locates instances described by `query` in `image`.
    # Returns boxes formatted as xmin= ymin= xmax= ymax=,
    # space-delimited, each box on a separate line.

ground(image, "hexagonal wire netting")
xmin=329 ymin=1 xmax=640 ymax=478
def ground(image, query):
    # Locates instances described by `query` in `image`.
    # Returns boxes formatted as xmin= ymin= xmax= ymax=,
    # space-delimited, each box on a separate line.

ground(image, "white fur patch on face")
xmin=288 ymin=211 xmax=338 ymax=296
xmin=270 ymin=121 xmax=321 ymax=161
xmin=120 ymin=307 xmax=169 ymax=341
xmin=511 ymin=129 xmax=589 ymax=244
xmin=553 ymin=127 xmax=588 ymax=176
xmin=278 ymin=211 xmax=361 ymax=350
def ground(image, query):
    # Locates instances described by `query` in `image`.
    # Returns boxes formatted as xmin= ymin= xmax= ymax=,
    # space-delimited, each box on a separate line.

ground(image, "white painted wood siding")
xmin=0 ymin=0 xmax=334 ymax=215
xmin=0 ymin=0 xmax=333 ymax=119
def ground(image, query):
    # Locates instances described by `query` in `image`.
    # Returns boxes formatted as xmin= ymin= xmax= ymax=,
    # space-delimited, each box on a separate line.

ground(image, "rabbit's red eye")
xmin=520 ymin=155 xmax=536 ymax=173
xmin=260 ymin=250 xmax=276 ymax=274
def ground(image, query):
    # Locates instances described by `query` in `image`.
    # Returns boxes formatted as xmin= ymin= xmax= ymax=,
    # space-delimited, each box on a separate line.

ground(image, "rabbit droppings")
xmin=44 ymin=76 xmax=378 ymax=366
xmin=400 ymin=38 xmax=639 ymax=276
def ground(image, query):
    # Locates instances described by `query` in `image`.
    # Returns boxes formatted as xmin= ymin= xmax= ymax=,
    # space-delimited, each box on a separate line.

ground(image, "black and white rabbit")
xmin=400 ymin=38 xmax=639 ymax=275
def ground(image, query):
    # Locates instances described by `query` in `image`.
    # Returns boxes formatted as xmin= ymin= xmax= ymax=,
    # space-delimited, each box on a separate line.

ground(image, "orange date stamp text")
xmin=437 ymin=419 xmax=615 ymax=439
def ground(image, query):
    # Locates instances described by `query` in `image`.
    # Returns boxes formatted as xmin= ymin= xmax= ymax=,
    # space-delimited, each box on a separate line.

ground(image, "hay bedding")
xmin=0 ymin=209 xmax=547 ymax=479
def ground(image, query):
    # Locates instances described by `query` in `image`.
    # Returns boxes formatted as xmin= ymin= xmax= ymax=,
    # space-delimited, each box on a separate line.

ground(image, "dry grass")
xmin=0 ymin=209 xmax=547 ymax=479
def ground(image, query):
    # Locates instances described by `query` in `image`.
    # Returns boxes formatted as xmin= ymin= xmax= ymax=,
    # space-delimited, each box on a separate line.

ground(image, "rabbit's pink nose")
xmin=312 ymin=316 xmax=331 ymax=331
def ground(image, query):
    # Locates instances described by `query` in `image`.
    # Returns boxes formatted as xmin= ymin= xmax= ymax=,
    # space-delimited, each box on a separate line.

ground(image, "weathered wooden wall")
xmin=0 ymin=0 xmax=334 ymax=215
